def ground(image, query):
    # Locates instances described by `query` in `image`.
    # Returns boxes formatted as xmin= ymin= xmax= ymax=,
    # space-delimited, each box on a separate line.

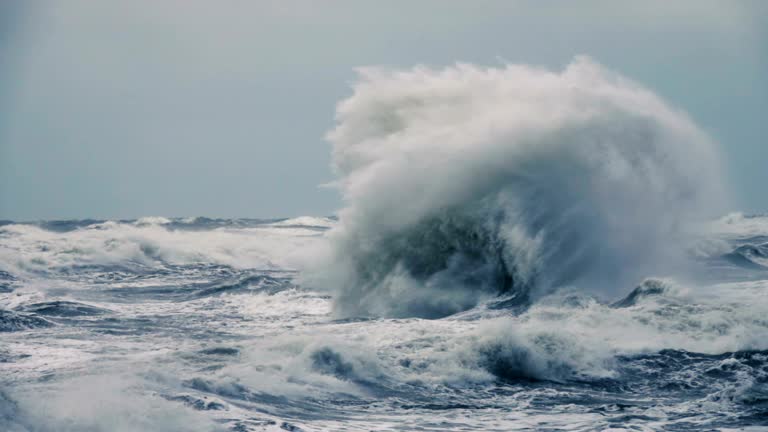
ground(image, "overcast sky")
xmin=1 ymin=1 xmax=766 ymax=220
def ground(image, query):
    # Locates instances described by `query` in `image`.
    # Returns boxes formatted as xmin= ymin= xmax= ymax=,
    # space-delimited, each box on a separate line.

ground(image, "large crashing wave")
xmin=316 ymin=57 xmax=727 ymax=319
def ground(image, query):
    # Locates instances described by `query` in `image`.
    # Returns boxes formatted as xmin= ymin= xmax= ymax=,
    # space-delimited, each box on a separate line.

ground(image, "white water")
xmin=1 ymin=214 xmax=768 ymax=431
xmin=313 ymin=57 xmax=727 ymax=318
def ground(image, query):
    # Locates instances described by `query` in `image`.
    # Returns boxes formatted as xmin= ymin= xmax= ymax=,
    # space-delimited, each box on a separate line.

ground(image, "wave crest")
xmin=316 ymin=57 xmax=726 ymax=318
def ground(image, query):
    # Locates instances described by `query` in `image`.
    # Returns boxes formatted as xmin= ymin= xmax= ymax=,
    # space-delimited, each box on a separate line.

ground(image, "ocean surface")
xmin=1 ymin=214 xmax=768 ymax=431
xmin=2 ymin=59 xmax=764 ymax=431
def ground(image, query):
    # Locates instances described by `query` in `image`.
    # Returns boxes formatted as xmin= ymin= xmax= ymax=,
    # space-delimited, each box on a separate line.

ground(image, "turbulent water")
xmin=3 ymin=59 xmax=768 ymax=431
xmin=1 ymin=215 xmax=768 ymax=431
xmin=318 ymin=57 xmax=726 ymax=319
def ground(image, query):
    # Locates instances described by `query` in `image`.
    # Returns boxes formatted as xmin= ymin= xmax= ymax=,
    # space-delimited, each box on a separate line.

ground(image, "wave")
xmin=0 ymin=218 xmax=325 ymax=278
xmin=0 ymin=309 xmax=54 ymax=332
xmin=312 ymin=57 xmax=727 ymax=318
xmin=267 ymin=216 xmax=337 ymax=229
xmin=708 ymin=213 xmax=768 ymax=240
xmin=461 ymin=278 xmax=768 ymax=383
xmin=15 ymin=301 xmax=112 ymax=317
xmin=722 ymin=244 xmax=768 ymax=270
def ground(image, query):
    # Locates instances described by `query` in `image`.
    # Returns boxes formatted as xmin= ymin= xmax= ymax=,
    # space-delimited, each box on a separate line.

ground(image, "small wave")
xmin=309 ymin=347 xmax=356 ymax=379
xmin=15 ymin=301 xmax=111 ymax=317
xmin=0 ymin=218 xmax=320 ymax=277
xmin=133 ymin=216 xmax=173 ymax=226
xmin=709 ymin=213 xmax=768 ymax=240
xmin=268 ymin=216 xmax=336 ymax=229
xmin=199 ymin=347 xmax=240 ymax=356
xmin=162 ymin=394 xmax=227 ymax=411
xmin=0 ymin=270 xmax=17 ymax=293
xmin=98 ymin=272 xmax=293 ymax=302
xmin=192 ymin=274 xmax=292 ymax=299
xmin=611 ymin=279 xmax=673 ymax=308
xmin=722 ymin=244 xmax=768 ymax=270
xmin=0 ymin=309 xmax=54 ymax=332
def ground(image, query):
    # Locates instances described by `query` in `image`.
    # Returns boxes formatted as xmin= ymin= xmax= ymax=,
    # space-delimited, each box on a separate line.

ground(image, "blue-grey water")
xmin=1 ymin=215 xmax=768 ymax=431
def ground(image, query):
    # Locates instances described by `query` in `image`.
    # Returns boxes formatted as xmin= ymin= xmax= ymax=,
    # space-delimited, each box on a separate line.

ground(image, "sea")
xmin=1 ymin=214 xmax=768 ymax=431
xmin=2 ymin=58 xmax=766 ymax=431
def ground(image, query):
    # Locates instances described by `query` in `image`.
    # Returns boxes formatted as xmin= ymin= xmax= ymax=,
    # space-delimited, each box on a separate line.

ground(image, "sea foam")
xmin=314 ymin=57 xmax=727 ymax=318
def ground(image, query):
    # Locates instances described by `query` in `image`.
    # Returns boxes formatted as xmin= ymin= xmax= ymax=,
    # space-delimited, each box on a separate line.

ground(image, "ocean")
xmin=1 ymin=214 xmax=768 ymax=431
xmin=2 ymin=58 xmax=766 ymax=431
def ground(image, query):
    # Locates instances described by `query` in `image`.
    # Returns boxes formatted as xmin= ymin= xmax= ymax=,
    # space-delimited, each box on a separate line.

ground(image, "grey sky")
xmin=1 ymin=1 xmax=766 ymax=220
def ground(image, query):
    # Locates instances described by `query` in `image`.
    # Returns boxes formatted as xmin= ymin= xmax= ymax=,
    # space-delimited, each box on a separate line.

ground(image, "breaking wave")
xmin=0 ymin=217 xmax=328 ymax=278
xmin=315 ymin=57 xmax=727 ymax=318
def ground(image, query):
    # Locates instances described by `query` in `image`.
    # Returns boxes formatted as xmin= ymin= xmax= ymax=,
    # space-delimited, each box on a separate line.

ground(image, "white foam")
xmin=267 ymin=216 xmax=336 ymax=228
xmin=0 ymin=220 xmax=322 ymax=277
xmin=707 ymin=213 xmax=768 ymax=239
xmin=314 ymin=57 xmax=727 ymax=318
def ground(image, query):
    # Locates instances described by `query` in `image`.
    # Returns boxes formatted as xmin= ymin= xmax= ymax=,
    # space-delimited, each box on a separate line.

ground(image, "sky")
xmin=0 ymin=1 xmax=766 ymax=220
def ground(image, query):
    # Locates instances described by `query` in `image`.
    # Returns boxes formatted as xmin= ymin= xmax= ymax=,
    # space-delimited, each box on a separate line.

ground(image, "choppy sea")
xmin=2 ymin=214 xmax=768 ymax=431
